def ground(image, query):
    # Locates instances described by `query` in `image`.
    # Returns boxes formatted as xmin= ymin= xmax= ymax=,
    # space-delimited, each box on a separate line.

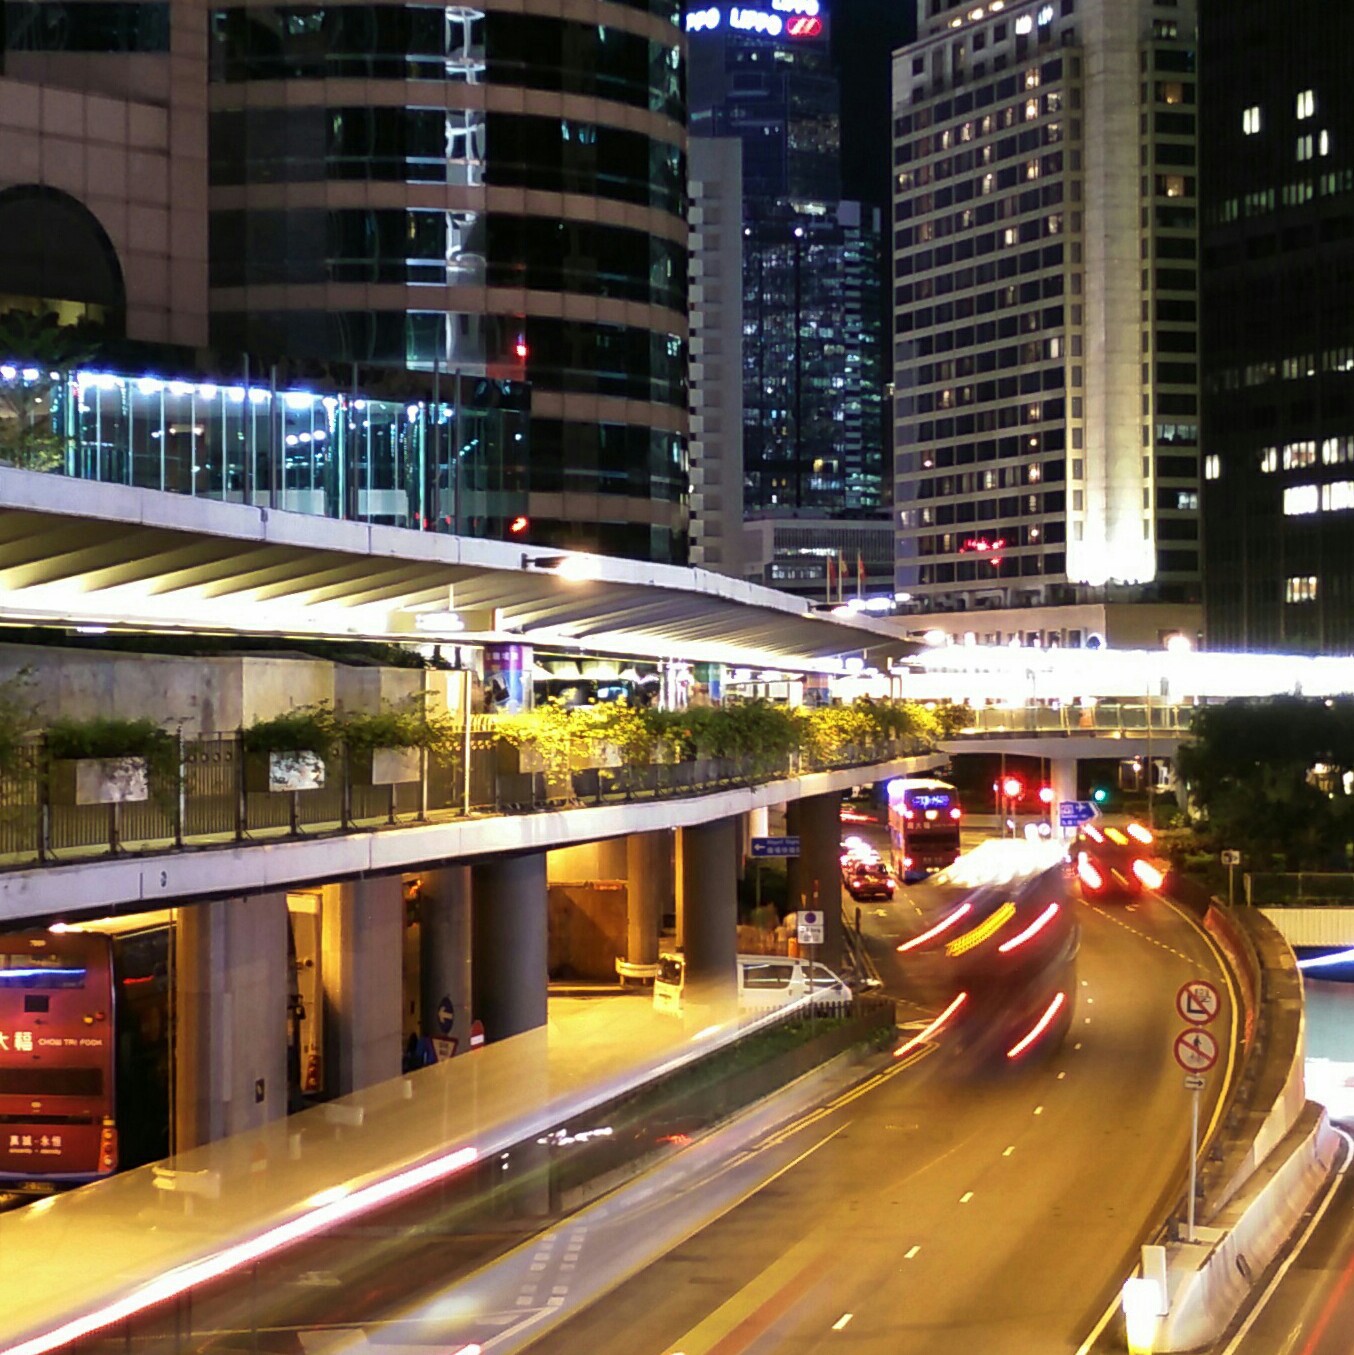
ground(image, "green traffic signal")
xmin=1092 ymin=786 xmax=1109 ymax=804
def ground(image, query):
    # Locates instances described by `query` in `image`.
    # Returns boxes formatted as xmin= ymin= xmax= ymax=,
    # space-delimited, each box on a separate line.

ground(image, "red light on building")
xmin=514 ymin=339 xmax=529 ymax=360
xmin=509 ymin=515 xmax=529 ymax=535
xmin=787 ymin=15 xmax=822 ymax=36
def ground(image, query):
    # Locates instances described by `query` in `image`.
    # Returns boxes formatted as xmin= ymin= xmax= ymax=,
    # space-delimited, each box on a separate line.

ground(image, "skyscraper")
xmin=892 ymin=0 xmax=1202 ymax=635
xmin=207 ymin=2 xmax=691 ymax=563
xmin=1199 ymin=0 xmax=1354 ymax=652
xmin=685 ymin=1 xmax=888 ymax=597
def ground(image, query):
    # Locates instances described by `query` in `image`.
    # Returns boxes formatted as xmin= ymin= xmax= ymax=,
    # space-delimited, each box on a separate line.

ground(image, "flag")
xmin=856 ymin=550 xmax=865 ymax=599
xmin=838 ymin=551 xmax=848 ymax=603
xmin=825 ymin=553 xmax=835 ymax=604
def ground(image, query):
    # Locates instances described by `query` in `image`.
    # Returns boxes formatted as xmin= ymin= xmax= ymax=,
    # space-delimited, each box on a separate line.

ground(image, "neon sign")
xmin=685 ymin=3 xmax=825 ymax=37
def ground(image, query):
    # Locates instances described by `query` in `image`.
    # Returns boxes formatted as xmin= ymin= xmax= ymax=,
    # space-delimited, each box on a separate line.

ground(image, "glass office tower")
xmin=207 ymin=1 xmax=690 ymax=563
xmin=686 ymin=1 xmax=887 ymax=555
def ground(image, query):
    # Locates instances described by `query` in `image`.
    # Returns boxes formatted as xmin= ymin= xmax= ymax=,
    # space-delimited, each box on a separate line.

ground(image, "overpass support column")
xmin=679 ymin=817 xmax=739 ymax=1015
xmin=787 ymin=791 xmax=844 ymax=968
xmin=419 ymin=866 xmax=473 ymax=1051
xmin=322 ymin=876 xmax=404 ymax=1095
xmin=1050 ymin=757 xmax=1079 ymax=831
xmin=472 ymin=851 xmax=548 ymax=1040
xmin=626 ymin=830 xmax=670 ymax=967
xmin=174 ymin=892 xmax=289 ymax=1152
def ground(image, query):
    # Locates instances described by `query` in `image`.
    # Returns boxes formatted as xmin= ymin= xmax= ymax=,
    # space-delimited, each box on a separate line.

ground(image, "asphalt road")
xmin=517 ymin=881 xmax=1234 ymax=1355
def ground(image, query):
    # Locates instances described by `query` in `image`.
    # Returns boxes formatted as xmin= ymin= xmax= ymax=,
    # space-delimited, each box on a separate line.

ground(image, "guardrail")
xmin=0 ymin=734 xmax=925 ymax=870
xmin=1246 ymin=872 xmax=1354 ymax=906
xmin=946 ymin=701 xmax=1194 ymax=737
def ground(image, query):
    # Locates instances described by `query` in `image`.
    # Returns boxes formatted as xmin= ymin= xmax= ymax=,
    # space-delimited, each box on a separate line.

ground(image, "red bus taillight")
xmin=949 ymin=807 xmax=962 ymax=820
xmin=98 ymin=1119 xmax=117 ymax=1174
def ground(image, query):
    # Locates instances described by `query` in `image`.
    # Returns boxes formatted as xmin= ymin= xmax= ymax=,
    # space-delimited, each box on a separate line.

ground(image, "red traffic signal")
xmin=1038 ymin=785 xmax=1055 ymax=805
xmin=1002 ymin=776 xmax=1023 ymax=799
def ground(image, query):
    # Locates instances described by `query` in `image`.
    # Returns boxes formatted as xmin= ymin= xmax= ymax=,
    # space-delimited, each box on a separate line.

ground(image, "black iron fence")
xmin=0 ymin=734 xmax=922 ymax=869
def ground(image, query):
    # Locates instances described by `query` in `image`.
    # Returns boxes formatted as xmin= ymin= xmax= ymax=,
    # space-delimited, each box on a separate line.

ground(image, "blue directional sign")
xmin=436 ymin=995 xmax=455 ymax=1036
xmin=1059 ymin=800 xmax=1100 ymax=828
xmin=751 ymin=836 xmax=801 ymax=859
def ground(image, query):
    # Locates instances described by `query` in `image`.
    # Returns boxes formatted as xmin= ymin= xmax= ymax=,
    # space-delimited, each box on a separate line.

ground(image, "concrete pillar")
xmin=787 ymin=791 xmax=844 ymax=969
xmin=472 ymin=851 xmax=548 ymax=1040
xmin=679 ymin=817 xmax=739 ymax=1014
xmin=1051 ymin=757 xmax=1079 ymax=836
xmin=322 ymin=875 xmax=404 ymax=1096
xmin=419 ymin=865 xmax=473 ymax=1050
xmin=748 ymin=806 xmax=770 ymax=840
xmin=626 ymin=830 xmax=670 ymax=966
xmin=174 ymin=892 xmax=289 ymax=1152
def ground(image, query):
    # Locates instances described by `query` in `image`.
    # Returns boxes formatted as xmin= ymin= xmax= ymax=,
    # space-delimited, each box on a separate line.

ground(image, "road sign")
xmin=1221 ymin=849 xmax=1241 ymax=867
xmin=436 ymin=995 xmax=455 ymax=1037
xmin=1058 ymin=800 xmax=1100 ymax=827
xmin=798 ymin=910 xmax=825 ymax=945
xmin=752 ymin=836 xmax=801 ymax=859
xmin=1173 ymin=1027 xmax=1219 ymax=1073
xmin=432 ymin=1037 xmax=457 ymax=1062
xmin=1183 ymin=1073 xmax=1206 ymax=1091
xmin=1176 ymin=979 xmax=1221 ymax=1026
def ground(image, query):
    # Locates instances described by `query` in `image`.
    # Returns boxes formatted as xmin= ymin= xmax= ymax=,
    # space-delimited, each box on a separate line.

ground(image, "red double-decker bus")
xmin=887 ymin=777 xmax=964 ymax=881
xmin=0 ymin=920 xmax=170 ymax=1193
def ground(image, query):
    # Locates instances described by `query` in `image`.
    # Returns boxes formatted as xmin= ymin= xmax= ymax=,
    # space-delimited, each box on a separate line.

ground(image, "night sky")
xmin=832 ymin=0 xmax=917 ymax=208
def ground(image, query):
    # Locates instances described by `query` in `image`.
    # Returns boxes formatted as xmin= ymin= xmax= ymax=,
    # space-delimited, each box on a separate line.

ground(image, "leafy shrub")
xmin=242 ymin=705 xmax=340 ymax=761
xmin=341 ymin=699 xmax=458 ymax=756
xmin=45 ymin=716 xmax=177 ymax=782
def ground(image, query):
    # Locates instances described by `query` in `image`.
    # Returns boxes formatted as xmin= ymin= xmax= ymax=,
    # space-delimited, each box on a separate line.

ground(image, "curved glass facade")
xmin=207 ymin=0 xmax=688 ymax=562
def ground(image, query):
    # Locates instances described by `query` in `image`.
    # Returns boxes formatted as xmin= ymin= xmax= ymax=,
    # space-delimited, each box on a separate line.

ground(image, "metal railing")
xmin=1245 ymin=873 xmax=1354 ymax=907
xmin=0 ymin=735 xmax=923 ymax=871
xmin=947 ymin=701 xmax=1195 ymax=738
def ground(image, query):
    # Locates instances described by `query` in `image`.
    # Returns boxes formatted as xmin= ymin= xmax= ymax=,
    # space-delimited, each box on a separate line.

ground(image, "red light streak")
xmin=1082 ymin=824 xmax=1105 ymax=844
xmin=1006 ymin=991 xmax=1067 ymax=1059
xmin=1077 ymin=855 xmax=1104 ymax=891
xmin=1132 ymin=858 xmax=1165 ymax=890
xmin=1127 ymin=822 xmax=1154 ymax=845
xmin=897 ymin=901 xmax=972 ymax=952
xmin=997 ymin=901 xmax=1060 ymax=954
xmin=0 ymin=1146 xmax=479 ymax=1355
xmin=894 ymin=991 xmax=968 ymax=1058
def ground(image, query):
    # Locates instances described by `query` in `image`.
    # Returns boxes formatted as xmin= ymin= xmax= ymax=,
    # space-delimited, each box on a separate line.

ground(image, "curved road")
xmin=517 ymin=887 xmax=1231 ymax=1355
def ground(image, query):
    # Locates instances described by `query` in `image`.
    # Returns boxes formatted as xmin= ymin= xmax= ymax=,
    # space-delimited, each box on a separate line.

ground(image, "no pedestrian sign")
xmin=1176 ymin=980 xmax=1221 ymax=1026
xmin=1174 ymin=1027 xmax=1219 ymax=1073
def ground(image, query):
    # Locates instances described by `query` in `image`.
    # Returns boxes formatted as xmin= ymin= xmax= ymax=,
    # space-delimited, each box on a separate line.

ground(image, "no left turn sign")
xmin=1176 ymin=980 xmax=1221 ymax=1026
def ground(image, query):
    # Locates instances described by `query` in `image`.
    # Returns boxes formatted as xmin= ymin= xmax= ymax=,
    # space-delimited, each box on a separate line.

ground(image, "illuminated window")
xmin=1283 ymin=484 xmax=1319 ymax=515
xmin=1282 ymin=441 xmax=1317 ymax=469
xmin=1297 ymin=89 xmax=1316 ymax=120
xmin=1322 ymin=481 xmax=1354 ymax=512
xmin=1242 ymin=106 xmax=1262 ymax=135
xmin=1259 ymin=447 xmax=1278 ymax=473
xmin=1025 ymin=98 xmax=1040 ymax=121
xmin=1203 ymin=454 xmax=1220 ymax=481
xmin=1298 ymin=134 xmax=1314 ymax=162
xmin=1320 ymin=129 xmax=1330 ymax=157
xmin=1285 ymin=575 xmax=1318 ymax=603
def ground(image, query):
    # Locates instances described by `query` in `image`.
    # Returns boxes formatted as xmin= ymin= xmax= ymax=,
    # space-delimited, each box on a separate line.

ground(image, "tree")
xmin=1175 ymin=696 xmax=1354 ymax=870
xmin=0 ymin=310 xmax=98 ymax=471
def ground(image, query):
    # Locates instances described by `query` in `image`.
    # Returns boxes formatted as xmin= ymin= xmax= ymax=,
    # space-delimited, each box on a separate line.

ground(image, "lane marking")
xmin=905 ymin=1245 xmax=921 ymax=1259
xmin=1074 ymin=1042 xmax=1082 ymax=1050
xmin=1002 ymin=1145 xmax=1015 ymax=1157
xmin=959 ymin=1191 xmax=974 ymax=1204
xmin=832 ymin=1313 xmax=854 ymax=1331
xmin=1057 ymin=1071 xmax=1067 ymax=1080
xmin=1034 ymin=1105 xmax=1044 ymax=1116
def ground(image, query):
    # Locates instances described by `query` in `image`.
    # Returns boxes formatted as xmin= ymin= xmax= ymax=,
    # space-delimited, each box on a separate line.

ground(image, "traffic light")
xmin=1037 ymin=785 xmax=1055 ymax=805
xmin=1092 ymin=786 xmax=1110 ymax=805
xmin=1002 ymin=776 xmax=1023 ymax=800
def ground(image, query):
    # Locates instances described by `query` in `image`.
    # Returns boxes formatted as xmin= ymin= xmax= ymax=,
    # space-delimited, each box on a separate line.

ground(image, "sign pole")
xmin=1188 ymin=1084 xmax=1199 ymax=1242
xmin=1228 ymin=861 xmax=1235 ymax=909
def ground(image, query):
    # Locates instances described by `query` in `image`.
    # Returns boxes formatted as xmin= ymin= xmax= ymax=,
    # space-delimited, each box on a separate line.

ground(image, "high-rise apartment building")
xmin=1199 ymin=0 xmax=1354 ymax=652
xmin=892 ymin=0 xmax=1202 ymax=621
xmin=685 ymin=0 xmax=888 ymax=596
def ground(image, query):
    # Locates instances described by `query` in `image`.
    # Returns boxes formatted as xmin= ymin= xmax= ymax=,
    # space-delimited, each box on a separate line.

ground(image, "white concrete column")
xmin=472 ymin=851 xmax=548 ymax=1040
xmin=787 ymin=791 xmax=845 ymax=968
xmin=679 ymin=817 xmax=739 ymax=1015
xmin=1051 ymin=757 xmax=1079 ymax=817
xmin=626 ymin=829 xmax=671 ymax=966
xmin=174 ymin=892 xmax=289 ymax=1152
xmin=322 ymin=876 xmax=405 ymax=1095
xmin=418 ymin=865 xmax=472 ymax=1050
xmin=748 ymin=806 xmax=770 ymax=840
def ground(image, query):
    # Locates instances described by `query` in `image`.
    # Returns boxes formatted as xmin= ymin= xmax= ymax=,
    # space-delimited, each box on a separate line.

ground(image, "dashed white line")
xmin=832 ymin=1313 xmax=854 ymax=1331
xmin=905 ymin=1245 xmax=921 ymax=1259
xmin=960 ymin=1191 xmax=974 ymax=1204
xmin=1034 ymin=1105 xmax=1044 ymax=1115
xmin=1002 ymin=1145 xmax=1015 ymax=1157
xmin=1057 ymin=1071 xmax=1067 ymax=1080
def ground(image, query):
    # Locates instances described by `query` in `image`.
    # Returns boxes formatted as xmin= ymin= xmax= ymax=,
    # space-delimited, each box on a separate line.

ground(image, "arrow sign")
xmin=1183 ymin=1073 xmax=1206 ymax=1090
xmin=1059 ymin=800 xmax=1100 ymax=827
xmin=436 ymin=995 xmax=455 ymax=1037
xmin=752 ymin=836 xmax=801 ymax=859
xmin=1174 ymin=1027 xmax=1219 ymax=1073
xmin=1176 ymin=980 xmax=1221 ymax=1026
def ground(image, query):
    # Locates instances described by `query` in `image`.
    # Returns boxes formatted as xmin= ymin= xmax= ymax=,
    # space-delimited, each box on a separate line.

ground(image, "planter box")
xmin=350 ymin=746 xmax=421 ymax=786
xmin=245 ymin=750 xmax=326 ymax=793
xmin=50 ymin=756 xmax=149 ymax=806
